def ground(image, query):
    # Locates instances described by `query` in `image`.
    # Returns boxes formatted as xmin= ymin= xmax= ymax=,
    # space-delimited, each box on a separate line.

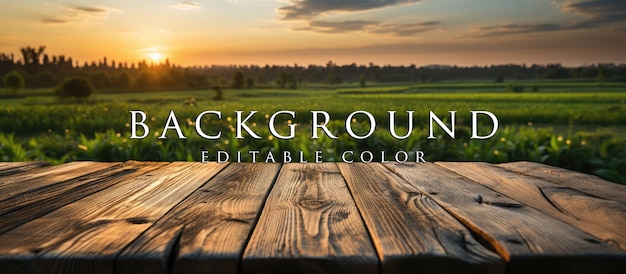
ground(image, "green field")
xmin=1 ymin=81 xmax=625 ymax=183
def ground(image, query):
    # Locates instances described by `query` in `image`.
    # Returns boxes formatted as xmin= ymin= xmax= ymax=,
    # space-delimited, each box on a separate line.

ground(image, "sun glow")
xmin=147 ymin=52 xmax=164 ymax=62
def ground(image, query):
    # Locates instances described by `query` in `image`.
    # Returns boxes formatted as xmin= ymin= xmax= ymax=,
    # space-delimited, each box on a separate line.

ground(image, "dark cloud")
xmin=294 ymin=20 xmax=378 ymax=33
xmin=40 ymin=18 xmax=68 ymax=25
xmin=278 ymin=0 xmax=422 ymax=20
xmin=561 ymin=0 xmax=626 ymax=23
xmin=67 ymin=6 xmax=110 ymax=14
xmin=294 ymin=20 xmax=438 ymax=36
xmin=553 ymin=0 xmax=626 ymax=31
xmin=472 ymin=22 xmax=591 ymax=37
xmin=370 ymin=21 xmax=439 ymax=36
xmin=473 ymin=0 xmax=626 ymax=37
xmin=40 ymin=5 xmax=113 ymax=25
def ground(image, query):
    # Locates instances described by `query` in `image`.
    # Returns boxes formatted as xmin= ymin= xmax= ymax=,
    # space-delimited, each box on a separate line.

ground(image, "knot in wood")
xmin=298 ymin=199 xmax=330 ymax=210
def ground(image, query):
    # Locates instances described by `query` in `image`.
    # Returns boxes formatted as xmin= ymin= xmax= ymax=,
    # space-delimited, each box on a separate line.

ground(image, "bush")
xmin=3 ymin=70 xmax=25 ymax=94
xmin=212 ymin=86 xmax=224 ymax=100
xmin=56 ymin=77 xmax=95 ymax=99
xmin=507 ymin=83 xmax=524 ymax=93
xmin=36 ymin=70 xmax=59 ymax=88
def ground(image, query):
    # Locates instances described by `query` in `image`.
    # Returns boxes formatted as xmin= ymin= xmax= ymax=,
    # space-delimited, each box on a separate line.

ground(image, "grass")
xmin=1 ymin=80 xmax=625 ymax=183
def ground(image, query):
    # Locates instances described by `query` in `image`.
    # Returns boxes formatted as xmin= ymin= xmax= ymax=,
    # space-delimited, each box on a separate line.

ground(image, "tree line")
xmin=2 ymin=46 xmax=625 ymax=94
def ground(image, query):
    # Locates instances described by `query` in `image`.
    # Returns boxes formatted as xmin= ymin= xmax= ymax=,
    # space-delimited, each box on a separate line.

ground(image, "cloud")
xmin=294 ymin=20 xmax=438 ymax=36
xmin=370 ymin=21 xmax=439 ymax=36
xmin=66 ymin=6 xmax=110 ymax=14
xmin=40 ymin=17 xmax=69 ymax=25
xmin=472 ymin=0 xmax=626 ymax=37
xmin=472 ymin=23 xmax=563 ymax=36
xmin=175 ymin=1 xmax=202 ymax=10
xmin=40 ymin=5 xmax=115 ymax=25
xmin=471 ymin=22 xmax=592 ymax=37
xmin=559 ymin=0 xmax=626 ymax=23
xmin=294 ymin=20 xmax=377 ymax=33
xmin=278 ymin=0 xmax=423 ymax=20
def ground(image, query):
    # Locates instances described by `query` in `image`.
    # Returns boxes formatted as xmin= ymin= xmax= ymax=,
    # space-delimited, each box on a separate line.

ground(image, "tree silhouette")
xmin=19 ymin=46 xmax=46 ymax=66
xmin=327 ymin=73 xmax=342 ymax=86
xmin=359 ymin=73 xmax=366 ymax=88
xmin=277 ymin=72 xmax=295 ymax=89
xmin=597 ymin=65 xmax=605 ymax=85
xmin=116 ymin=72 xmax=133 ymax=89
xmin=232 ymin=70 xmax=245 ymax=89
xmin=90 ymin=71 xmax=112 ymax=89
xmin=1 ymin=44 xmax=625 ymax=91
xmin=246 ymin=77 xmax=254 ymax=89
xmin=135 ymin=72 xmax=154 ymax=88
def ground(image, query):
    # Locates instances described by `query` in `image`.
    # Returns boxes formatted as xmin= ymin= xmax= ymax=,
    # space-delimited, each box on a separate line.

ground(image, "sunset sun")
xmin=147 ymin=52 xmax=164 ymax=62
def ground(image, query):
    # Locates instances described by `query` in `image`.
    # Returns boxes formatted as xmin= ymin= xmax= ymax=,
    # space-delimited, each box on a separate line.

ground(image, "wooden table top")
xmin=0 ymin=161 xmax=625 ymax=274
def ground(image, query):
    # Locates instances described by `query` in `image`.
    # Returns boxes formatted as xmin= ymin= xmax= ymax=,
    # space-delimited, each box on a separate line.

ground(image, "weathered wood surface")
xmin=388 ymin=163 xmax=626 ymax=274
xmin=242 ymin=163 xmax=378 ymax=274
xmin=438 ymin=162 xmax=626 ymax=251
xmin=0 ymin=162 xmax=49 ymax=176
xmin=338 ymin=163 xmax=503 ymax=274
xmin=117 ymin=163 xmax=279 ymax=274
xmin=0 ymin=161 xmax=624 ymax=274
xmin=0 ymin=161 xmax=167 ymax=234
xmin=498 ymin=161 xmax=626 ymax=204
xmin=0 ymin=162 xmax=225 ymax=274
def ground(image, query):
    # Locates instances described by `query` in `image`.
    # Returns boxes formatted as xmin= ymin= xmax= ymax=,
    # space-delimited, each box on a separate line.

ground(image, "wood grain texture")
xmin=242 ymin=163 xmax=378 ymax=274
xmin=0 ymin=161 xmax=167 ymax=235
xmin=498 ymin=161 xmax=626 ymax=204
xmin=437 ymin=162 xmax=626 ymax=251
xmin=387 ymin=163 xmax=626 ymax=274
xmin=0 ymin=162 xmax=49 ymax=176
xmin=0 ymin=162 xmax=117 ymax=198
xmin=338 ymin=163 xmax=504 ymax=274
xmin=0 ymin=162 xmax=226 ymax=274
xmin=1 ymin=161 xmax=625 ymax=274
xmin=116 ymin=163 xmax=281 ymax=274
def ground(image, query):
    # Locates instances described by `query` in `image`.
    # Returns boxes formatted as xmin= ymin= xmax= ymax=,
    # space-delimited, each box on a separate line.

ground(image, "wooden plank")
xmin=0 ymin=161 xmax=167 ymax=234
xmin=242 ymin=163 xmax=378 ymax=274
xmin=498 ymin=161 xmax=626 ymax=204
xmin=338 ymin=163 xmax=504 ymax=274
xmin=387 ymin=163 xmax=626 ymax=274
xmin=0 ymin=162 xmax=49 ymax=176
xmin=438 ymin=162 xmax=626 ymax=251
xmin=0 ymin=162 xmax=226 ymax=274
xmin=116 ymin=163 xmax=279 ymax=274
xmin=0 ymin=162 xmax=117 ymax=198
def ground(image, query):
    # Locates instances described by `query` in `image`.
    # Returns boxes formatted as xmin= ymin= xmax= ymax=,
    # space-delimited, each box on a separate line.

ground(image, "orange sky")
xmin=1 ymin=0 xmax=625 ymax=67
